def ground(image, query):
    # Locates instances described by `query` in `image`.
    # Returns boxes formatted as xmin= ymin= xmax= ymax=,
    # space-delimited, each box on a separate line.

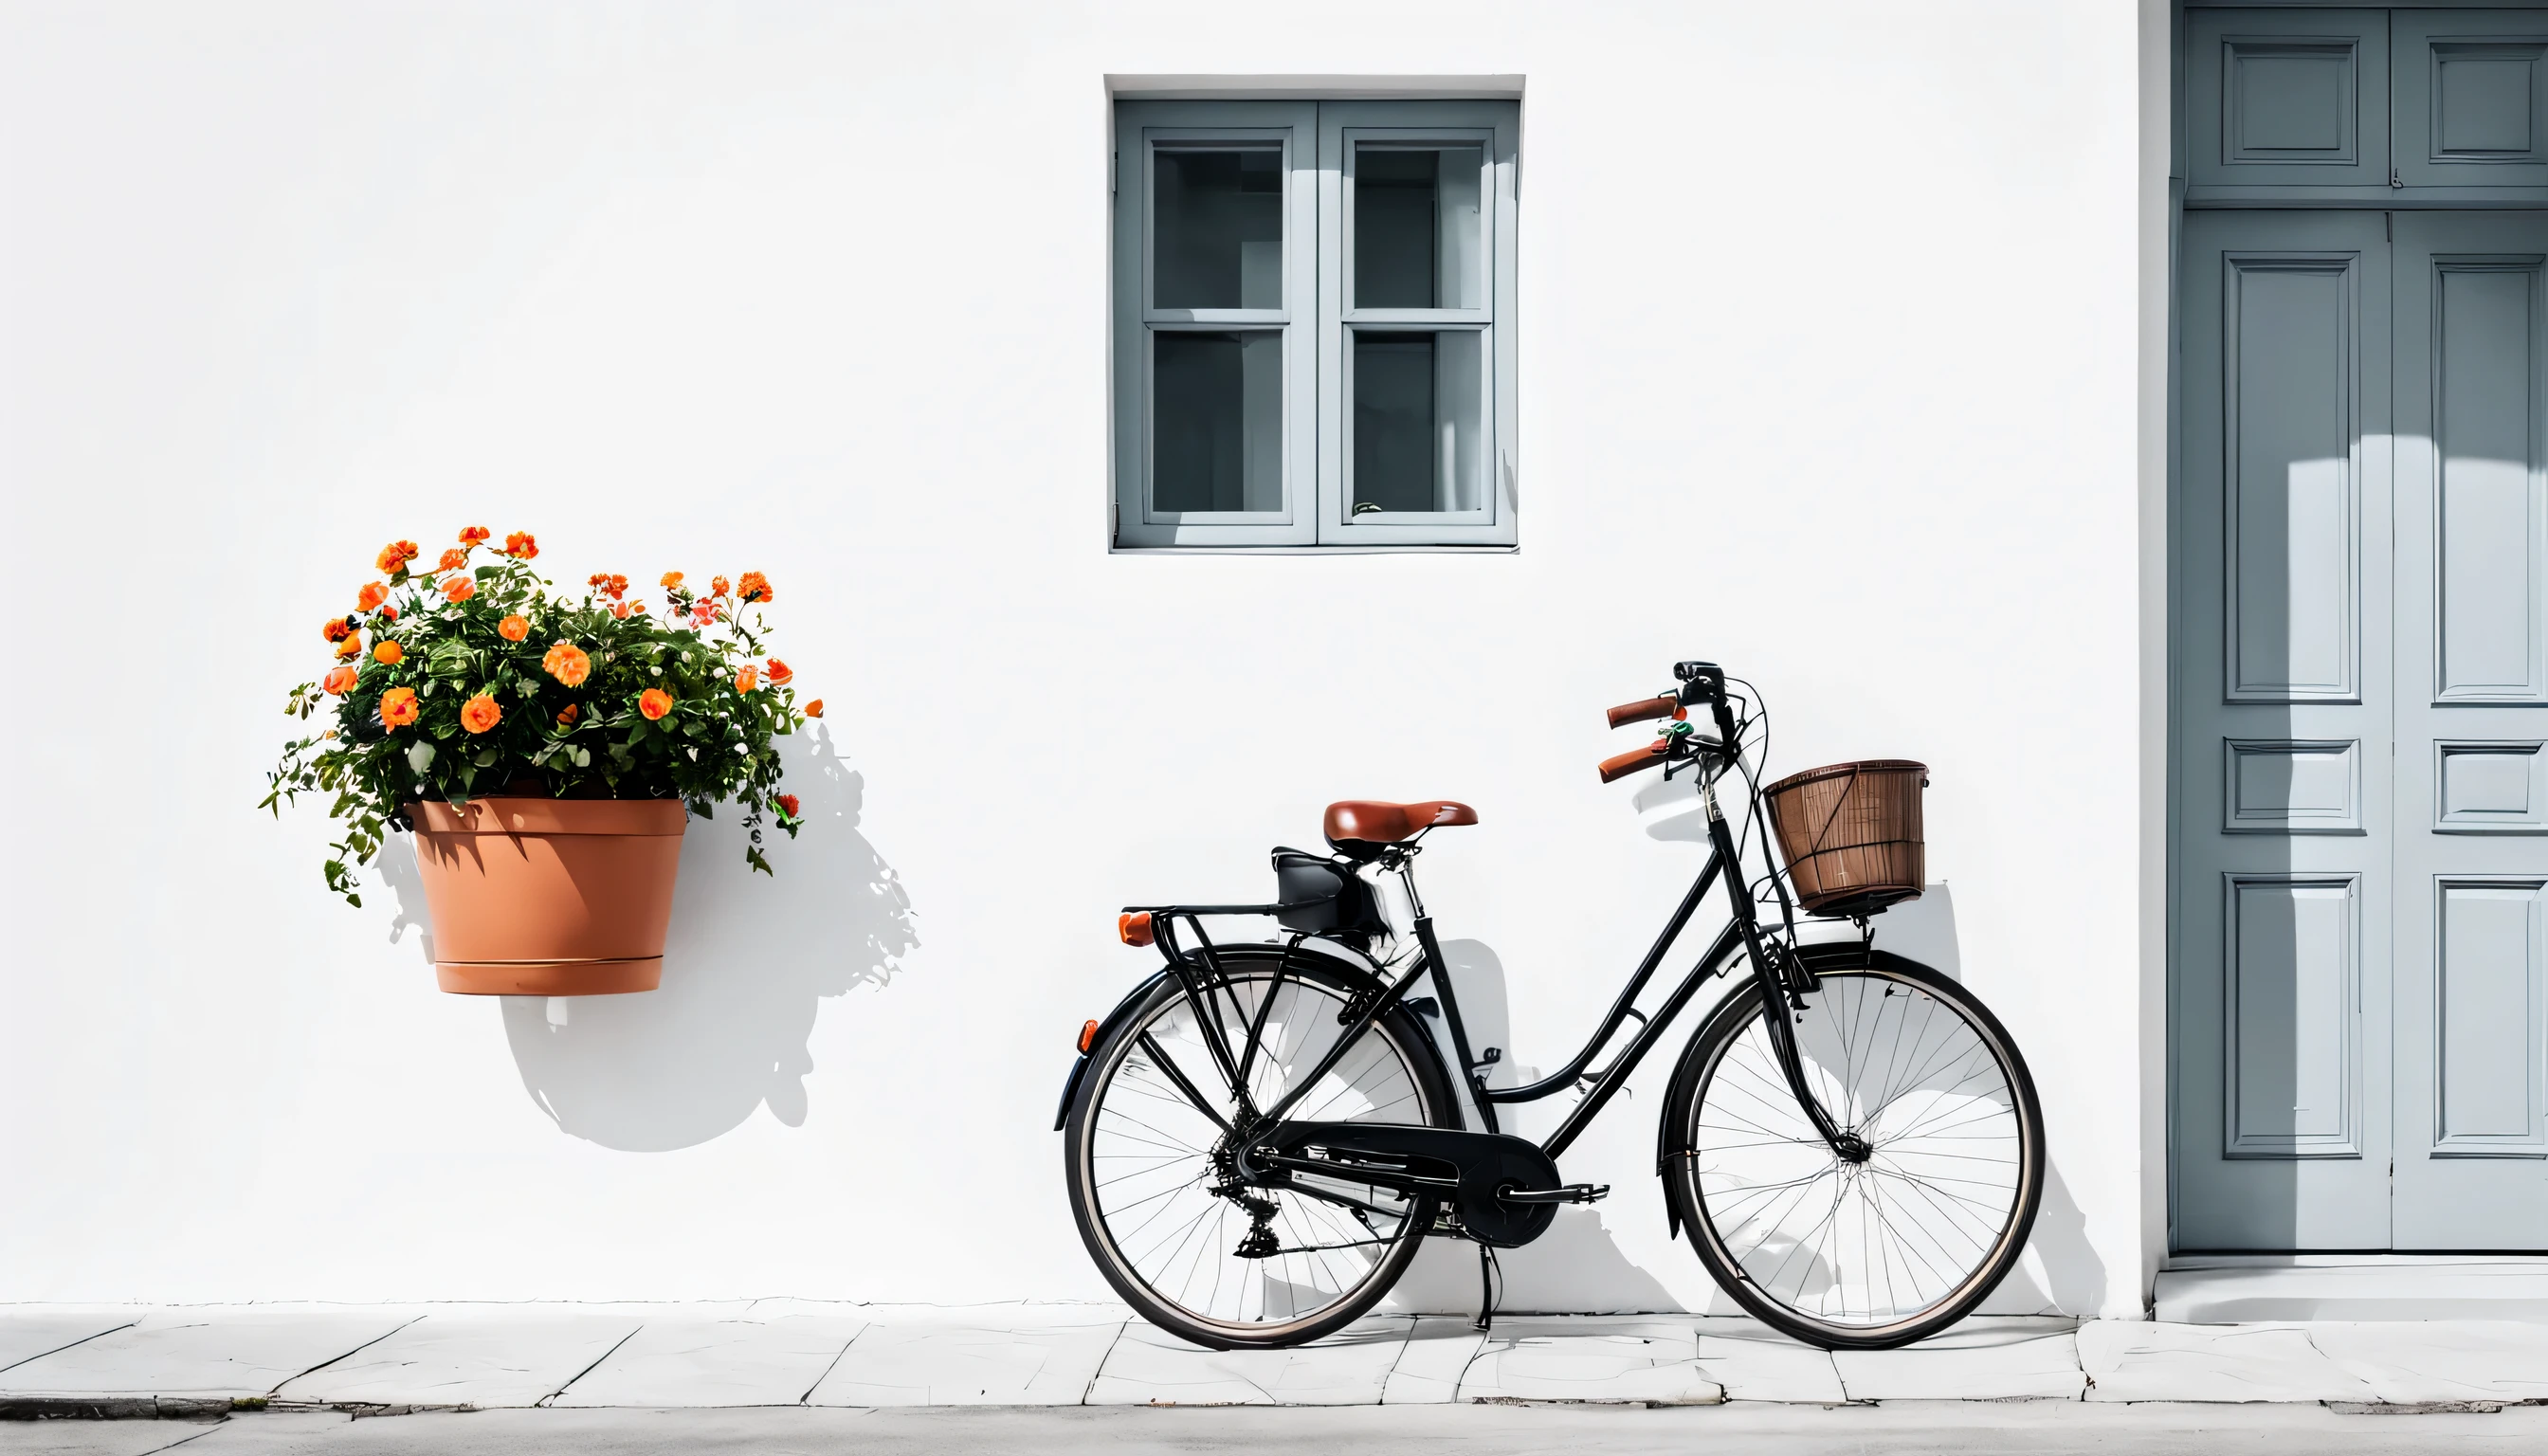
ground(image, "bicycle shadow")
xmin=1382 ymin=937 xmax=1687 ymax=1315
xmin=378 ymin=727 xmax=918 ymax=1151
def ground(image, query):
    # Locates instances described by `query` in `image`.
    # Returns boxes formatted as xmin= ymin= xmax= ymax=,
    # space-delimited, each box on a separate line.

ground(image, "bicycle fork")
xmin=1701 ymin=775 xmax=1871 ymax=1165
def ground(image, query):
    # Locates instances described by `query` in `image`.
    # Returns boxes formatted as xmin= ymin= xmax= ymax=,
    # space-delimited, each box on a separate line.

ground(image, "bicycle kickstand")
xmin=1473 ymin=1243 xmax=1501 ymax=1335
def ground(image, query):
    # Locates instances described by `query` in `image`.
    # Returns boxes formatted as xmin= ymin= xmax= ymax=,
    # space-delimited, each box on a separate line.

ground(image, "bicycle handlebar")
xmin=1604 ymin=695 xmax=1680 ymax=730
xmin=1598 ymin=742 xmax=1669 ymax=783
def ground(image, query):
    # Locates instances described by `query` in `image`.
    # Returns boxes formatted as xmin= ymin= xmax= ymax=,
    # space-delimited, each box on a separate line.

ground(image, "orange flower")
xmin=322 ymin=616 xmax=355 ymax=643
xmin=504 ymin=531 xmax=538 ymax=560
xmin=736 ymin=665 xmax=759 ymax=693
xmin=736 ymin=571 xmax=772 ymax=604
xmin=692 ymin=600 xmax=721 ymax=626
xmin=376 ymin=539 xmax=420 ymax=573
xmin=776 ymin=793 xmax=801 ymax=819
xmin=710 ymin=575 xmax=730 ymax=598
xmin=498 ymin=614 xmax=529 ymax=642
xmin=555 ymin=702 xmax=580 ymax=726
xmin=803 ymin=699 xmax=823 ymax=719
xmin=381 ymin=604 xmax=399 ymax=621
xmin=639 ymin=687 xmax=675 ymax=720
xmin=459 ymin=525 xmax=491 ymax=545
xmin=356 ymin=582 xmax=389 ymax=612
xmin=764 ymin=658 xmax=792 ymax=684
xmin=321 ymin=665 xmax=359 ymax=696
xmin=660 ymin=571 xmax=684 ymax=591
xmin=441 ymin=574 xmax=476 ymax=604
xmin=460 ymin=693 xmax=501 ymax=735
xmin=437 ymin=547 xmax=469 ymax=573
xmin=379 ymin=686 xmax=419 ymax=728
xmin=629 ymin=599 xmax=648 ymax=615
xmin=334 ymin=633 xmax=364 ymax=660
xmin=373 ymin=640 xmax=404 ymax=665
xmin=541 ymin=642 xmax=591 ymax=687
xmin=610 ymin=601 xmax=631 ymax=620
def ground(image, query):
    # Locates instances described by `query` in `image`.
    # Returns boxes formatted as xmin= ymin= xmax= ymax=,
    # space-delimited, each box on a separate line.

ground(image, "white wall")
xmin=0 ymin=0 xmax=2150 ymax=1317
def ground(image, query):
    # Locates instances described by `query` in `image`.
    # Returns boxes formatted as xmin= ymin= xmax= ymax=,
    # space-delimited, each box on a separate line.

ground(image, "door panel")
xmin=2188 ymin=9 xmax=2391 ymax=191
xmin=2391 ymin=210 xmax=2548 ymax=1247
xmin=2394 ymin=10 xmax=2548 ymax=190
xmin=2177 ymin=210 xmax=2395 ymax=1249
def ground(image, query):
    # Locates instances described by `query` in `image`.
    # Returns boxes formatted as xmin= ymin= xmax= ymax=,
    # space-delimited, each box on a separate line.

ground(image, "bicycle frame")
xmin=1127 ymin=763 xmax=1861 ymax=1176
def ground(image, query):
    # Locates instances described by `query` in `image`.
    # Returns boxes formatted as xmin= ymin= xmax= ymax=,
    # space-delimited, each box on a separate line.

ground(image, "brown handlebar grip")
xmin=1605 ymin=695 xmax=1679 ymax=730
xmin=1599 ymin=742 xmax=1669 ymax=784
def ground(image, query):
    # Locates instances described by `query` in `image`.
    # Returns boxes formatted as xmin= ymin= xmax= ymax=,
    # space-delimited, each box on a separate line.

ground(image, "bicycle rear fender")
xmin=1652 ymin=939 xmax=1929 ymax=1238
xmin=1051 ymin=937 xmax=1393 ymax=1132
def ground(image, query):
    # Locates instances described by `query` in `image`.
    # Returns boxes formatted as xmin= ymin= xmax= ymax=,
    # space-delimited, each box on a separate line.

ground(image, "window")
xmin=1111 ymin=100 xmax=1520 ymax=549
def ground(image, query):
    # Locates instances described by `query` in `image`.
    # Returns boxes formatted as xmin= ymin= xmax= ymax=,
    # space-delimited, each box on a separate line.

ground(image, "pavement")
xmin=7 ymin=1403 xmax=2548 ymax=1456
xmin=1 ymin=1303 xmax=2544 ymax=1451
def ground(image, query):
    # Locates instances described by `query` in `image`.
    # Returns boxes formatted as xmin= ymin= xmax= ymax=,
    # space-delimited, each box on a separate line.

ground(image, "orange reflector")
xmin=1119 ymin=911 xmax=1154 ymax=947
xmin=1078 ymin=1019 xmax=1100 ymax=1053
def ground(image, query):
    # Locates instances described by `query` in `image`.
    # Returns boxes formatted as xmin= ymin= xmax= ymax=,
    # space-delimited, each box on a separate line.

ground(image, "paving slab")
xmin=1378 ymin=1317 xmax=1483 ymax=1404
xmin=0 ymin=1308 xmax=417 ymax=1399
xmin=2079 ymin=1320 xmax=2381 ymax=1403
xmin=804 ymin=1311 xmax=1124 ymax=1407
xmin=1687 ymin=1318 xmax=1848 ymax=1403
xmin=0 ymin=1313 xmax=140 ymax=1375
xmin=1087 ymin=1318 xmax=1411 ymax=1406
xmin=2306 ymin=1319 xmax=2548 ymax=1405
xmin=1831 ymin=1316 xmax=2083 ymax=1401
xmin=547 ymin=1310 xmax=865 ymax=1407
xmin=1452 ymin=1317 xmax=1724 ymax=1405
xmin=0 ymin=1420 xmax=225 ymax=1456
xmin=269 ymin=1310 xmax=646 ymax=1409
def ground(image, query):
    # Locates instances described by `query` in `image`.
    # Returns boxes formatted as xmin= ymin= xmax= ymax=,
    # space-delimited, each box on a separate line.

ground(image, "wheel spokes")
xmin=1086 ymin=970 xmax=1430 ymax=1330
xmin=1690 ymin=971 xmax=2026 ymax=1330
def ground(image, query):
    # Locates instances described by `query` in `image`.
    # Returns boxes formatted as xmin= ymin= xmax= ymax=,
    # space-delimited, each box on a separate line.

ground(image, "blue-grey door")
xmin=2175 ymin=207 xmax=2548 ymax=1250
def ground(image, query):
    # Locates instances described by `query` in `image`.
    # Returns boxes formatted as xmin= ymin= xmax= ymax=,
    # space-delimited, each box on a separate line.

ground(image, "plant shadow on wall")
xmin=381 ymin=728 xmax=917 ymax=1150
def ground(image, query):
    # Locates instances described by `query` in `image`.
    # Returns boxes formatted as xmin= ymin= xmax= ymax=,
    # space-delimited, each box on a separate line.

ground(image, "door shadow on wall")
xmin=379 ymin=729 xmax=918 ymax=1151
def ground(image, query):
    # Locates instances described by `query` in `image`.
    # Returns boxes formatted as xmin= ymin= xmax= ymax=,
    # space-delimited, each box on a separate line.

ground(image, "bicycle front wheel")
xmin=1661 ymin=951 xmax=2045 ymax=1349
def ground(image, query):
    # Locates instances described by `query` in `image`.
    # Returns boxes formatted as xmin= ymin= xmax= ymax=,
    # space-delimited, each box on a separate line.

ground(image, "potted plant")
xmin=264 ymin=528 xmax=823 ymax=995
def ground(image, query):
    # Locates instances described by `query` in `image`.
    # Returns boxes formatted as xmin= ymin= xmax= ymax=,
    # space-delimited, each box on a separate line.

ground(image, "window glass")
xmin=1154 ymin=331 xmax=1283 ymax=512
xmin=1154 ymin=148 xmax=1283 ymax=310
xmin=1353 ymin=145 xmax=1483 ymax=310
xmin=1353 ymin=330 xmax=1483 ymax=515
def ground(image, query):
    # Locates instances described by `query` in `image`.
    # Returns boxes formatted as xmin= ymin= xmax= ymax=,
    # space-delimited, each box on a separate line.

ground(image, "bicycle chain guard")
xmin=1247 ymin=1121 xmax=1567 ymax=1248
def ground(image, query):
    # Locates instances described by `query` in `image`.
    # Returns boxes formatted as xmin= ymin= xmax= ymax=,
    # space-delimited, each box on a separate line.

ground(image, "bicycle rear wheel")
xmin=1661 ymin=950 xmax=2044 ymax=1349
xmin=1063 ymin=949 xmax=1457 ymax=1349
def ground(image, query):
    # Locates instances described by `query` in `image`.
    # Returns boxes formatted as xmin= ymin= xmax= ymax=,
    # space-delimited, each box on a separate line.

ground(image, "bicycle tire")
xmin=1064 ymin=948 xmax=1459 ymax=1349
xmin=1660 ymin=947 xmax=2045 ymax=1350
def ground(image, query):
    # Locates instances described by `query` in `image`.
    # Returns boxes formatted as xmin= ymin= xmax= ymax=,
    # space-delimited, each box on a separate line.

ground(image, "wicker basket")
xmin=1763 ymin=760 xmax=1928 ymax=919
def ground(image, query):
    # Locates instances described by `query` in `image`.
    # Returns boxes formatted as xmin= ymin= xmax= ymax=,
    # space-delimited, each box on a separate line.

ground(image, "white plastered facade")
xmin=0 ymin=1 xmax=2162 ymax=1320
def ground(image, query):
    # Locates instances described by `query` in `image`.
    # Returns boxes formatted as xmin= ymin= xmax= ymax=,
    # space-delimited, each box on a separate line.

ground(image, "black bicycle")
xmin=1055 ymin=662 xmax=2043 ymax=1351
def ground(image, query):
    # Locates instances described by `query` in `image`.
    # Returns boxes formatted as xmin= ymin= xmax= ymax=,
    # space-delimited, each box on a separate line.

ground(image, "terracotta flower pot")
xmin=409 ymin=796 xmax=687 ymax=995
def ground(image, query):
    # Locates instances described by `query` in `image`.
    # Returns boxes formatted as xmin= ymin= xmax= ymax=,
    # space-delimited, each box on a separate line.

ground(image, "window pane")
xmin=1353 ymin=145 xmax=1483 ymax=309
xmin=1154 ymin=331 xmax=1283 ymax=513
xmin=1353 ymin=330 xmax=1483 ymax=515
xmin=1153 ymin=148 xmax=1283 ymax=310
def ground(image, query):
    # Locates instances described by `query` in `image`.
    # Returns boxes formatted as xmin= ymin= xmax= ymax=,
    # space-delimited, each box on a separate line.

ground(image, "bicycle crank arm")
xmin=1497 ymin=1183 xmax=1611 ymax=1205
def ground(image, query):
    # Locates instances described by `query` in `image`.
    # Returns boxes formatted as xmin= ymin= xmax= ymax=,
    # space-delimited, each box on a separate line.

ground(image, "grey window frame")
xmin=1112 ymin=98 xmax=1520 ymax=551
